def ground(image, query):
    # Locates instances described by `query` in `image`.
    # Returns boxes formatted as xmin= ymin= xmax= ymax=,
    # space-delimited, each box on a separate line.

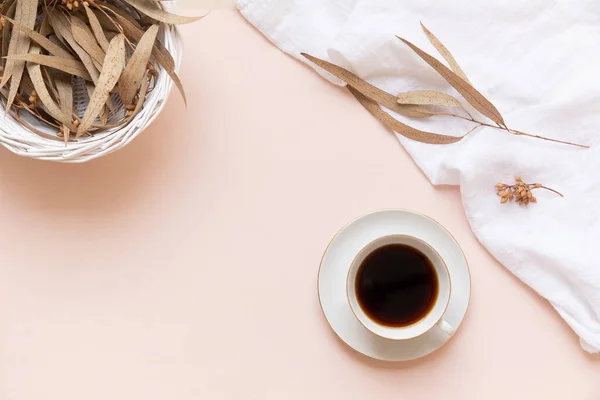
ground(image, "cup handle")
xmin=436 ymin=319 xmax=455 ymax=336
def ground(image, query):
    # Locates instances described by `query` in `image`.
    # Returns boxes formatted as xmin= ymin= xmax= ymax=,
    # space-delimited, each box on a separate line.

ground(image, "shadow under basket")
xmin=0 ymin=8 xmax=183 ymax=163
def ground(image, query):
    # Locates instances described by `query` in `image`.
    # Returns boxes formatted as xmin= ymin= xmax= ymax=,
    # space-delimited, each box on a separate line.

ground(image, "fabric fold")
xmin=237 ymin=0 xmax=600 ymax=352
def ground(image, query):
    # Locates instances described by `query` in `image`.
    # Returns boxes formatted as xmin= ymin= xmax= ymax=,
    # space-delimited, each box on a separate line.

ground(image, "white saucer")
xmin=318 ymin=209 xmax=471 ymax=362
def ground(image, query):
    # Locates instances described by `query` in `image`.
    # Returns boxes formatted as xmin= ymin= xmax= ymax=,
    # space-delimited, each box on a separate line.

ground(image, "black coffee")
xmin=355 ymin=244 xmax=438 ymax=327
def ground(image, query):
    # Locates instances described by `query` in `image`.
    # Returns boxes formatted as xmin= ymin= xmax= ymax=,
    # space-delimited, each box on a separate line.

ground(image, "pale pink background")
xmin=0 ymin=10 xmax=598 ymax=399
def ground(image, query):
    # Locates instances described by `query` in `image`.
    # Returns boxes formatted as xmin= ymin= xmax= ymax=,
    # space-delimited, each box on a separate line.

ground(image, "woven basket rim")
xmin=0 ymin=1 xmax=183 ymax=163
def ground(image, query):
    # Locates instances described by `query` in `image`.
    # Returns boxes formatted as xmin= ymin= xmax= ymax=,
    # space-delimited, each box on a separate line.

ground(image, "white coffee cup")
xmin=346 ymin=234 xmax=455 ymax=340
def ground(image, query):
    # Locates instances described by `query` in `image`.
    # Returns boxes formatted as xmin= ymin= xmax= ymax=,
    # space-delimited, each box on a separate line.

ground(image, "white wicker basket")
xmin=0 ymin=1 xmax=183 ymax=163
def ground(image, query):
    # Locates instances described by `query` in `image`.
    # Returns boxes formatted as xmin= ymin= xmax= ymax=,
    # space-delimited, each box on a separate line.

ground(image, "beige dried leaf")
xmin=48 ymin=34 xmax=74 ymax=121
xmin=77 ymin=34 xmax=126 ymax=137
xmin=39 ymin=10 xmax=52 ymax=36
xmin=131 ymin=73 xmax=149 ymax=118
xmin=83 ymin=3 xmax=110 ymax=52
xmin=59 ymin=124 xmax=70 ymax=145
xmin=121 ymin=0 xmax=206 ymax=24
xmin=1 ymin=1 xmax=17 ymax=66
xmin=6 ymin=53 xmax=92 ymax=80
xmin=90 ymin=8 xmax=121 ymax=33
xmin=119 ymin=24 xmax=158 ymax=105
xmin=84 ymin=67 xmax=115 ymax=115
xmin=48 ymin=10 xmax=100 ymax=83
xmin=4 ymin=16 xmax=74 ymax=59
xmin=48 ymin=17 xmax=65 ymax=44
xmin=420 ymin=23 xmax=470 ymax=83
xmin=396 ymin=90 xmax=463 ymax=109
xmin=301 ymin=53 xmax=432 ymax=118
xmin=71 ymin=15 xmax=106 ymax=66
xmin=397 ymin=36 xmax=506 ymax=127
xmin=1 ymin=0 xmax=38 ymax=111
xmin=348 ymin=86 xmax=463 ymax=145
xmin=26 ymin=44 xmax=74 ymax=129
xmin=99 ymin=104 xmax=109 ymax=125
xmin=85 ymin=79 xmax=95 ymax=106
xmin=55 ymin=70 xmax=73 ymax=123
xmin=113 ymin=13 xmax=187 ymax=105
xmin=155 ymin=52 xmax=187 ymax=105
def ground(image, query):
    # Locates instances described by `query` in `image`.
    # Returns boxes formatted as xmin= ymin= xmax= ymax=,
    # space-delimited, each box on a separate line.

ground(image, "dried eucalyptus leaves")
xmin=301 ymin=23 xmax=588 ymax=149
xmin=0 ymin=0 xmax=202 ymax=144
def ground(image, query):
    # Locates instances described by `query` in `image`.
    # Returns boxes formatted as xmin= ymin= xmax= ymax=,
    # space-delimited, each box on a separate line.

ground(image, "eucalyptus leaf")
xmin=301 ymin=53 xmax=433 ymax=119
xmin=1 ymin=0 xmax=17 ymax=69
xmin=6 ymin=53 xmax=93 ymax=80
xmin=71 ymin=15 xmax=106 ymax=66
xmin=1 ymin=0 xmax=38 ymax=111
xmin=77 ymin=34 xmax=126 ymax=137
xmin=420 ymin=23 xmax=470 ymax=83
xmin=397 ymin=36 xmax=506 ymax=127
xmin=26 ymin=44 xmax=75 ymax=129
xmin=48 ymin=10 xmax=100 ymax=83
xmin=112 ymin=12 xmax=187 ymax=105
xmin=84 ymin=3 xmax=110 ymax=52
xmin=119 ymin=23 xmax=158 ymax=105
xmin=349 ymin=86 xmax=463 ymax=145
xmin=55 ymin=70 xmax=73 ymax=123
xmin=396 ymin=90 xmax=463 ymax=109
xmin=4 ymin=16 xmax=74 ymax=59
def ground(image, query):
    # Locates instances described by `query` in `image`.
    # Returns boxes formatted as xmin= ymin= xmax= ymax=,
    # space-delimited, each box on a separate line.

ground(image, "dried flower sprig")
xmin=496 ymin=176 xmax=563 ymax=206
xmin=300 ymin=23 xmax=589 ymax=149
xmin=61 ymin=0 xmax=90 ymax=12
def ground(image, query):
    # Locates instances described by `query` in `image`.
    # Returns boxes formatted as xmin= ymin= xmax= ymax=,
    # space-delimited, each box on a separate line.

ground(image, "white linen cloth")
xmin=236 ymin=0 xmax=600 ymax=352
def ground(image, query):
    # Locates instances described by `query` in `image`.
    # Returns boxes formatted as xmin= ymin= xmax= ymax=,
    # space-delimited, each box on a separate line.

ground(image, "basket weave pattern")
xmin=0 ymin=2 xmax=183 ymax=163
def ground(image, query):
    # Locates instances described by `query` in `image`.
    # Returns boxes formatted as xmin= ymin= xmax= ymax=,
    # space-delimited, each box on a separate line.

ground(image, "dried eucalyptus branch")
xmin=496 ymin=176 xmax=563 ymax=206
xmin=300 ymin=23 xmax=589 ymax=149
